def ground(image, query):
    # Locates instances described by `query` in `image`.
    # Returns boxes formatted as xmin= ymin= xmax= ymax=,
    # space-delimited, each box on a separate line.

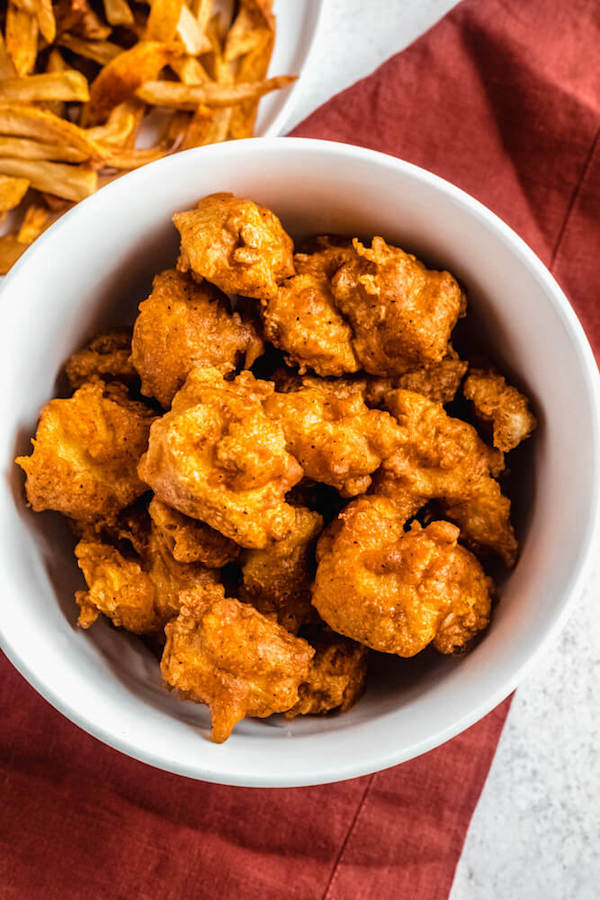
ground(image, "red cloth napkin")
xmin=2 ymin=0 xmax=599 ymax=896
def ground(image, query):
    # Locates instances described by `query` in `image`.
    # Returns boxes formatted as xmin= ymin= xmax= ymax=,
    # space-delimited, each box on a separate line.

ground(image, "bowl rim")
xmin=1 ymin=137 xmax=599 ymax=787
xmin=261 ymin=0 xmax=326 ymax=139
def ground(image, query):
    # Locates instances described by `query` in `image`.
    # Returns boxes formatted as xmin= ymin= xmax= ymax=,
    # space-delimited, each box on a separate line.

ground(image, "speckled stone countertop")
xmin=289 ymin=2 xmax=600 ymax=896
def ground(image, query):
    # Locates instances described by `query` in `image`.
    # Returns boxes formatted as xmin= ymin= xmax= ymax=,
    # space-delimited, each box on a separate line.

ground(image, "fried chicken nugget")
xmin=16 ymin=380 xmax=154 ymax=524
xmin=464 ymin=368 xmax=537 ymax=451
xmin=161 ymin=585 xmax=314 ymax=742
xmin=312 ymin=495 xmax=491 ymax=656
xmin=331 ymin=237 xmax=465 ymax=376
xmin=240 ymin=506 xmax=323 ymax=634
xmin=75 ymin=525 xmax=218 ymax=633
xmin=375 ymin=389 xmax=518 ymax=565
xmin=262 ymin=243 xmax=359 ymax=376
xmin=263 ymin=377 xmax=402 ymax=497
xmin=138 ymin=368 xmax=303 ymax=548
xmin=285 ymin=630 xmax=368 ymax=717
xmin=173 ymin=193 xmax=294 ymax=301
xmin=131 ymin=269 xmax=264 ymax=408
xmin=65 ymin=328 xmax=138 ymax=390
xmin=364 ymin=355 xmax=468 ymax=407
xmin=294 ymin=238 xmax=354 ymax=279
xmin=148 ymin=496 xmax=239 ymax=567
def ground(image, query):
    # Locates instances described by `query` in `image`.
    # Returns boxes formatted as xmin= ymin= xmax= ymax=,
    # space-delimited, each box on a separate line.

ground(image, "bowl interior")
xmin=1 ymin=139 xmax=598 ymax=786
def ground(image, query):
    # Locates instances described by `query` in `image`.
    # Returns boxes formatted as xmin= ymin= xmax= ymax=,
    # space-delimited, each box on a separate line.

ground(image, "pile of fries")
xmin=0 ymin=0 xmax=293 ymax=273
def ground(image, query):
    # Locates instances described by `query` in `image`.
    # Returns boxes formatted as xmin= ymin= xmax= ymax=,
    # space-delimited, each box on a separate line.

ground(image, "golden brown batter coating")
xmin=240 ymin=506 xmax=323 ymax=634
xmin=173 ymin=193 xmax=294 ymax=301
xmin=375 ymin=389 xmax=517 ymax=565
xmin=262 ymin=269 xmax=358 ymax=377
xmin=263 ymin=377 xmax=402 ymax=497
xmin=131 ymin=269 xmax=263 ymax=408
xmin=312 ymin=495 xmax=491 ymax=656
xmin=464 ymin=368 xmax=537 ymax=451
xmin=64 ymin=329 xmax=137 ymax=391
xmin=148 ymin=497 xmax=240 ymax=567
xmin=285 ymin=631 xmax=368 ymax=717
xmin=75 ymin=526 xmax=217 ymax=633
xmin=294 ymin=237 xmax=354 ymax=279
xmin=331 ymin=237 xmax=465 ymax=376
xmin=161 ymin=585 xmax=314 ymax=742
xmin=364 ymin=356 xmax=468 ymax=407
xmin=138 ymin=368 xmax=303 ymax=548
xmin=16 ymin=380 xmax=154 ymax=524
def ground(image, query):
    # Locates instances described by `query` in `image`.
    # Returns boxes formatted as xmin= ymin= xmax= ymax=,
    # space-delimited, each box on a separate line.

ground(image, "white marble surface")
xmin=289 ymin=2 xmax=600 ymax=898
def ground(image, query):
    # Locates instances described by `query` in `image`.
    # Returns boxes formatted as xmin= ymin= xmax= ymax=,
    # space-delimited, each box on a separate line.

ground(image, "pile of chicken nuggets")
xmin=16 ymin=192 xmax=537 ymax=742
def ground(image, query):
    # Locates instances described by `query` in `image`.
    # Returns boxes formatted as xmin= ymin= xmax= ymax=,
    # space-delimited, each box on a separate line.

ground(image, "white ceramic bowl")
xmin=1 ymin=139 xmax=599 ymax=787
xmin=257 ymin=0 xmax=324 ymax=137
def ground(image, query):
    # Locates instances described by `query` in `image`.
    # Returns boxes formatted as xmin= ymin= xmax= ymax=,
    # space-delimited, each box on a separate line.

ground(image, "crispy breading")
xmin=312 ymin=495 xmax=491 ymax=656
xmin=262 ymin=241 xmax=357 ymax=376
xmin=173 ymin=193 xmax=294 ymax=301
xmin=285 ymin=630 xmax=367 ymax=717
xmin=131 ymin=269 xmax=263 ymax=408
xmin=16 ymin=379 xmax=154 ymax=523
xmin=364 ymin=356 xmax=468 ymax=407
xmin=262 ymin=267 xmax=359 ymax=376
xmin=240 ymin=506 xmax=323 ymax=633
xmin=148 ymin=496 xmax=239 ymax=566
xmin=375 ymin=389 xmax=517 ymax=565
xmin=138 ymin=367 xmax=303 ymax=548
xmin=294 ymin=237 xmax=354 ymax=279
xmin=64 ymin=328 xmax=138 ymax=390
xmin=464 ymin=368 xmax=537 ymax=451
xmin=263 ymin=377 xmax=402 ymax=496
xmin=161 ymin=585 xmax=314 ymax=742
xmin=331 ymin=237 xmax=465 ymax=375
xmin=75 ymin=525 xmax=217 ymax=633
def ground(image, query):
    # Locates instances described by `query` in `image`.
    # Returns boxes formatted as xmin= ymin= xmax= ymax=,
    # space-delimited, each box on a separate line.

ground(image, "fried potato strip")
xmin=0 ymin=174 xmax=30 ymax=212
xmin=136 ymin=75 xmax=295 ymax=109
xmin=0 ymin=72 xmax=90 ymax=104
xmin=0 ymin=158 xmax=96 ymax=201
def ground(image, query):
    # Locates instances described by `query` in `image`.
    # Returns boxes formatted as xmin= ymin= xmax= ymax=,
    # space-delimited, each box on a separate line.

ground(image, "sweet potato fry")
xmin=102 ymin=0 xmax=134 ymax=27
xmin=85 ymin=100 xmax=143 ymax=147
xmin=0 ymin=33 xmax=18 ymax=80
xmin=58 ymin=35 xmax=123 ymax=67
xmin=33 ymin=0 xmax=56 ymax=43
xmin=96 ymin=142 xmax=173 ymax=169
xmin=229 ymin=28 xmax=275 ymax=139
xmin=180 ymin=105 xmax=213 ymax=148
xmin=192 ymin=0 xmax=213 ymax=33
xmin=5 ymin=3 xmax=39 ymax=77
xmin=88 ymin=41 xmax=181 ymax=123
xmin=176 ymin=3 xmax=211 ymax=54
xmin=0 ymin=104 xmax=96 ymax=156
xmin=17 ymin=203 xmax=54 ymax=243
xmin=243 ymin=0 xmax=275 ymax=29
xmin=56 ymin=0 xmax=112 ymax=41
xmin=170 ymin=55 xmax=209 ymax=84
xmin=145 ymin=0 xmax=183 ymax=41
xmin=0 ymin=158 xmax=97 ymax=201
xmin=136 ymin=74 xmax=295 ymax=109
xmin=163 ymin=109 xmax=191 ymax=144
xmin=0 ymin=175 xmax=30 ymax=212
xmin=199 ymin=14 xmax=233 ymax=142
xmin=0 ymin=234 xmax=29 ymax=274
xmin=43 ymin=48 xmax=69 ymax=118
xmin=0 ymin=72 xmax=90 ymax=104
xmin=224 ymin=5 xmax=266 ymax=63
xmin=0 ymin=136 xmax=87 ymax=162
